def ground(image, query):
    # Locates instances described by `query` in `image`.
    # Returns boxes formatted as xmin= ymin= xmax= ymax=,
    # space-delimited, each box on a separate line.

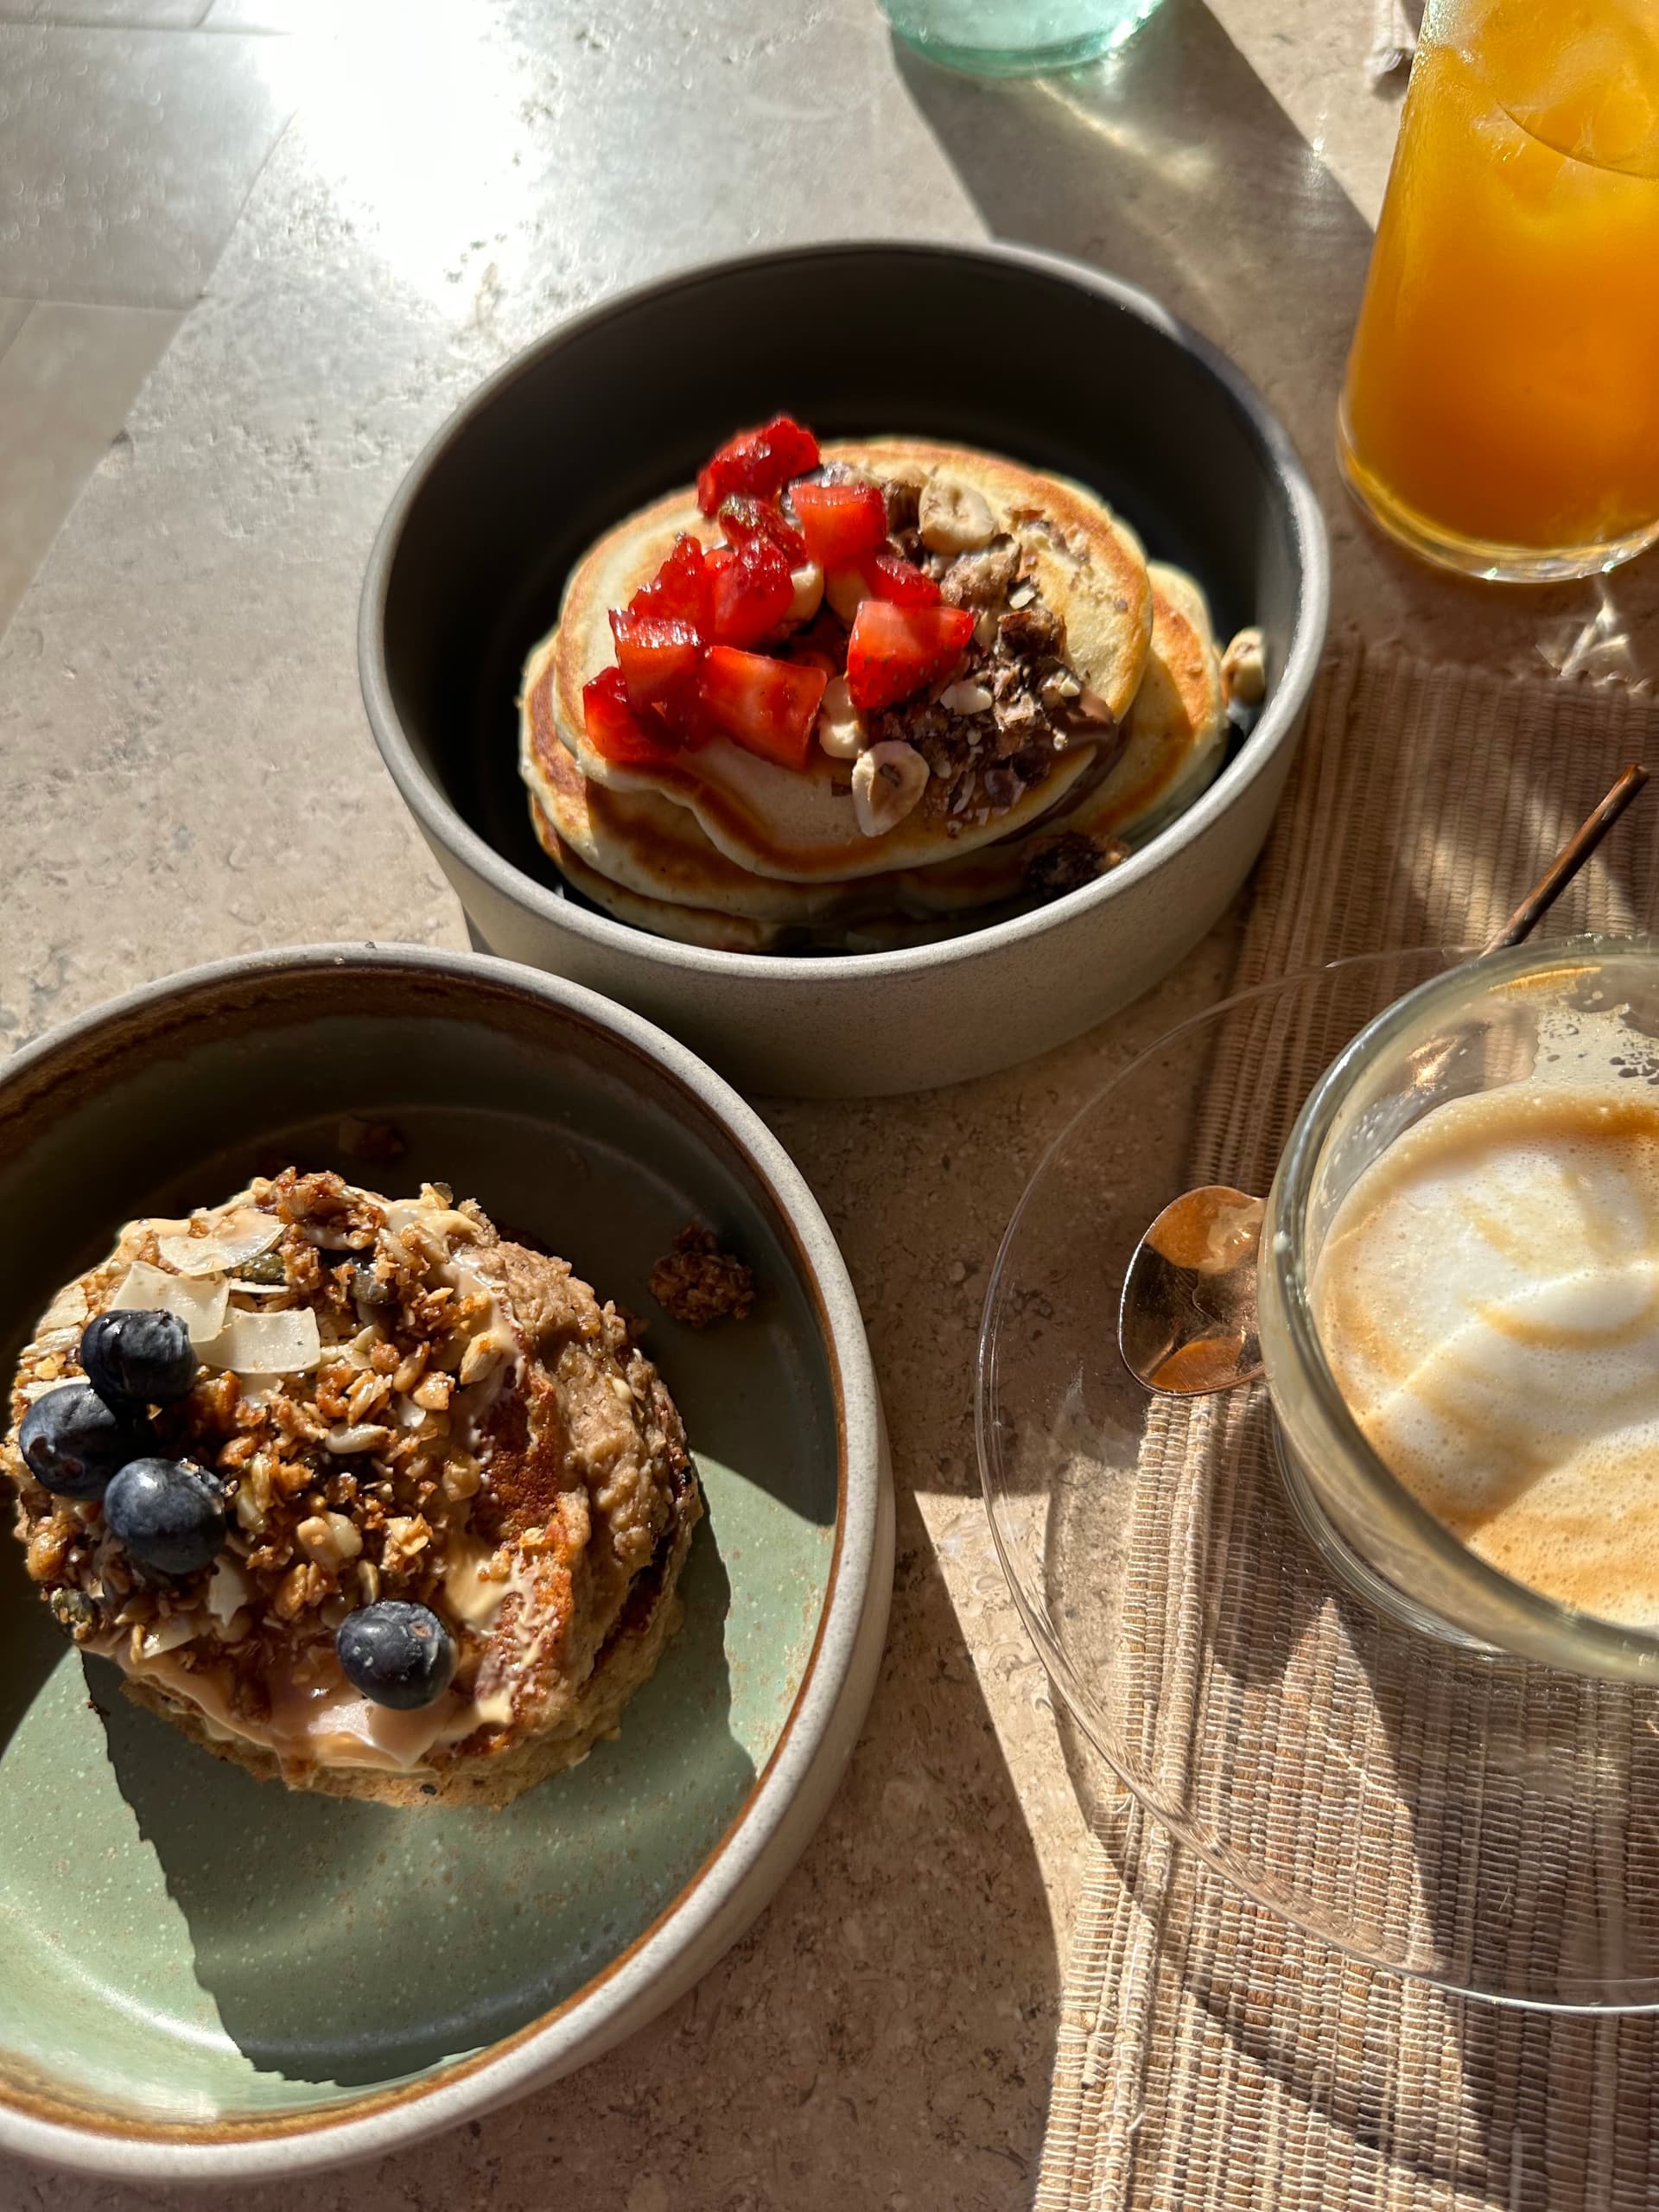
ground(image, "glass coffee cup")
xmin=1258 ymin=936 xmax=1659 ymax=1682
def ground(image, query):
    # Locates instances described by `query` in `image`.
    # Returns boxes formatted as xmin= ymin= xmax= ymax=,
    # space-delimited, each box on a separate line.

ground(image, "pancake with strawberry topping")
xmin=526 ymin=559 xmax=1224 ymax=952
xmin=517 ymin=413 xmax=1262 ymax=950
xmin=521 ymin=425 xmax=1153 ymax=885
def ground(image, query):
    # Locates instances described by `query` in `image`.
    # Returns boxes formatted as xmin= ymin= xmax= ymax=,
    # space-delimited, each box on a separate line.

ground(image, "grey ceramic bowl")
xmin=0 ymin=946 xmax=891 ymax=2183
xmin=359 ymin=240 xmax=1329 ymax=1098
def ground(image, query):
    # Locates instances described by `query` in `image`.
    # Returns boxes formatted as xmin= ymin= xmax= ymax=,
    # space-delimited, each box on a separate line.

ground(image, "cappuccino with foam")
xmin=1310 ymin=1083 xmax=1659 ymax=1626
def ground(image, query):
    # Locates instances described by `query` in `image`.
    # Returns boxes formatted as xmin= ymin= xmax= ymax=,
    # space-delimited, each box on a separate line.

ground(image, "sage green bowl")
xmin=0 ymin=946 xmax=891 ymax=2183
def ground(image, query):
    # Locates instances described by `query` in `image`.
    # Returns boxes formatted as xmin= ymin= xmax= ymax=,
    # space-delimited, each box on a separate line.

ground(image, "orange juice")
xmin=1340 ymin=0 xmax=1659 ymax=580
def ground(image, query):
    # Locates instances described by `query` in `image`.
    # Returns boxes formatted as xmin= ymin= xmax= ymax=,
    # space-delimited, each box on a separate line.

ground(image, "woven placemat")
xmin=1037 ymin=636 xmax=1659 ymax=2212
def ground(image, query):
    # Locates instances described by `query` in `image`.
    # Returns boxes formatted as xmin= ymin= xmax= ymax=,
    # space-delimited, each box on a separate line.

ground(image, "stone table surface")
xmin=1 ymin=3 xmax=1655 ymax=2208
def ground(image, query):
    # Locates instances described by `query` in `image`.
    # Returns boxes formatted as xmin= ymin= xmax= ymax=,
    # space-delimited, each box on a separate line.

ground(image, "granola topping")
xmin=649 ymin=1227 xmax=755 ymax=1331
xmin=3 ymin=1170 xmax=695 ymax=1784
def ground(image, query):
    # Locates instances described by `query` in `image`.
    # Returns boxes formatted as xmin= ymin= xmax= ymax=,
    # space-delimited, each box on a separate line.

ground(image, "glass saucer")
xmin=978 ymin=947 xmax=1659 ymax=2010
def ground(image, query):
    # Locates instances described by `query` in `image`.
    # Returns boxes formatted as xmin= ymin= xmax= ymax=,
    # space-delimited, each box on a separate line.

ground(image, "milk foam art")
xmin=1311 ymin=1003 xmax=1659 ymax=1626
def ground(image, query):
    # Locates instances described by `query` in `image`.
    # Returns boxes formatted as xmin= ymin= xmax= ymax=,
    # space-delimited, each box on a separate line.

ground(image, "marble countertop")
xmin=2 ymin=3 xmax=1654 ymax=2205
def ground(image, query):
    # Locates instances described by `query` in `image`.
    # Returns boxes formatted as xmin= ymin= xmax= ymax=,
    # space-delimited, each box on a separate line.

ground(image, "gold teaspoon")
xmin=1116 ymin=763 xmax=1650 ymax=1397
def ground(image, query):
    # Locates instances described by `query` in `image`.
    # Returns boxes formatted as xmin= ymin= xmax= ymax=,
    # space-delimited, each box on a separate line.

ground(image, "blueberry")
xmin=336 ymin=1602 xmax=456 ymax=1710
xmin=18 ymin=1382 xmax=152 ymax=1500
xmin=103 ymin=1458 xmax=226 ymax=1576
xmin=81 ymin=1309 xmax=197 ymax=1408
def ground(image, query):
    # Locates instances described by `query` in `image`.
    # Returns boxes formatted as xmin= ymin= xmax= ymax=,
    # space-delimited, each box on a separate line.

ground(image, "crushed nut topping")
xmin=852 ymin=740 xmax=929 ymax=837
xmin=918 ymin=475 xmax=997 ymax=556
xmin=649 ymin=1227 xmax=755 ymax=1330
xmin=1220 ymin=625 xmax=1267 ymax=709
xmin=789 ymin=469 xmax=1122 ymax=836
xmin=1022 ymin=830 xmax=1131 ymax=899
xmin=938 ymin=537 xmax=1020 ymax=610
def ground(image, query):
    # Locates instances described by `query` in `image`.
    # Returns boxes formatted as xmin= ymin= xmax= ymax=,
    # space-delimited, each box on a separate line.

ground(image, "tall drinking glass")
xmin=877 ymin=0 xmax=1165 ymax=76
xmin=1339 ymin=0 xmax=1659 ymax=582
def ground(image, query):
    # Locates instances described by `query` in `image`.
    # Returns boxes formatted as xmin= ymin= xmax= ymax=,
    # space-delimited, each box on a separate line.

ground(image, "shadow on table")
xmin=893 ymin=0 xmax=1654 ymax=673
xmin=213 ymin=1484 xmax=1062 ymax=2211
xmin=891 ymin=0 xmax=1375 ymax=515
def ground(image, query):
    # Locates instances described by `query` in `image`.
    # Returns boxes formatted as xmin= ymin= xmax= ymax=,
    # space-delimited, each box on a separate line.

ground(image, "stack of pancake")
xmin=519 ymin=438 xmax=1230 ymax=953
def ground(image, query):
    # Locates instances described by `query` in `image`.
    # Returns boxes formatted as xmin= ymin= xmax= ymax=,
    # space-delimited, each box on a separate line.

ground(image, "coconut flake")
xmin=38 ymin=1281 xmax=90 ymax=1333
xmin=31 ymin=1325 xmax=84 ymax=1355
xmin=201 ymin=1306 xmax=321 ymax=1376
xmin=140 ymin=1614 xmax=200 ymax=1659
xmin=111 ymin=1262 xmax=230 ymax=1345
xmin=206 ymin=1559 xmax=250 ymax=1625
xmin=156 ymin=1210 xmax=283 ymax=1278
xmin=322 ymin=1423 xmax=394 ymax=1455
xmin=296 ymin=1223 xmax=360 ymax=1252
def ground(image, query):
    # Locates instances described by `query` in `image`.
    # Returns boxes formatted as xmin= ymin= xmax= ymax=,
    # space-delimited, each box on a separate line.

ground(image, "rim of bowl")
xmin=1267 ymin=931 xmax=1659 ymax=1681
xmin=358 ymin=237 xmax=1330 ymax=987
xmin=0 ymin=943 xmax=886 ymax=2181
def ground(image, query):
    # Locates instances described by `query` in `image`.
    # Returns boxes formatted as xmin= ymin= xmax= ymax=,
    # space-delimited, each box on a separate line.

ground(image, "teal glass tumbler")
xmin=880 ymin=0 xmax=1165 ymax=74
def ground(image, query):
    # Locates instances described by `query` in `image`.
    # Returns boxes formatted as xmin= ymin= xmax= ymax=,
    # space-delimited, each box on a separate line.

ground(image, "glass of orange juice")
xmin=1339 ymin=0 xmax=1659 ymax=582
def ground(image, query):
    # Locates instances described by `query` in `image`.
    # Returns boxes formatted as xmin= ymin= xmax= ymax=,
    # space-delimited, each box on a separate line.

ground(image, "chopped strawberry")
xmin=706 ymin=538 xmax=795 ymax=648
xmin=845 ymin=601 xmax=975 ymax=713
xmin=656 ymin=679 xmax=719 ymax=750
xmin=696 ymin=646 xmax=828 ymax=771
xmin=718 ymin=495 xmax=808 ymax=566
xmin=608 ymin=608 xmax=702 ymax=713
xmin=864 ymin=550 xmax=941 ymax=607
xmin=582 ymin=665 xmax=681 ymax=768
xmin=696 ymin=416 xmax=821 ymax=514
xmin=791 ymin=480 xmax=887 ymax=571
xmin=629 ymin=532 xmax=710 ymax=639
